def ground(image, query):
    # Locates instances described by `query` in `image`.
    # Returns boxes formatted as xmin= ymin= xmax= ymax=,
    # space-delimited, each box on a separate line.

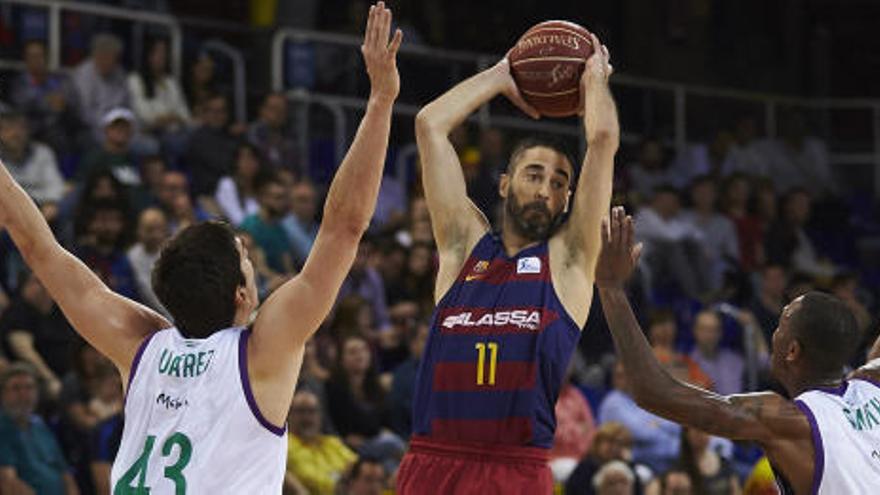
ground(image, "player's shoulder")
xmin=848 ymin=359 xmax=880 ymax=387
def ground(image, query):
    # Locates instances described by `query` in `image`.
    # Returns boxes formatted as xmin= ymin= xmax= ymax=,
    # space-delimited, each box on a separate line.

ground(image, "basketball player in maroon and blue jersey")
xmin=396 ymin=35 xmax=617 ymax=494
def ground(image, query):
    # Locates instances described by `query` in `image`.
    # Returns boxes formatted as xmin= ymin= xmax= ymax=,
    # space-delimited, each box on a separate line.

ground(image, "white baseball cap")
xmin=102 ymin=107 xmax=136 ymax=127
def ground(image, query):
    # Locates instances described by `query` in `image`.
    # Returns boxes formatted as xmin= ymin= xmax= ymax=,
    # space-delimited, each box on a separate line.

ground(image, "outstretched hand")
xmin=362 ymin=2 xmax=403 ymax=102
xmin=595 ymin=206 xmax=642 ymax=289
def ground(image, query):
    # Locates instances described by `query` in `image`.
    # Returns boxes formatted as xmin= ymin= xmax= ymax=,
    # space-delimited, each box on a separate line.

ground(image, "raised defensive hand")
xmin=595 ymin=206 xmax=642 ymax=289
xmin=362 ymin=1 xmax=403 ymax=102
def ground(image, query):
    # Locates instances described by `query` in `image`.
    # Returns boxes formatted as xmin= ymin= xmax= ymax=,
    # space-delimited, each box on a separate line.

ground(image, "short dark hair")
xmin=253 ymin=170 xmax=283 ymax=195
xmin=507 ymin=135 xmax=577 ymax=181
xmin=349 ymin=456 xmax=385 ymax=481
xmin=153 ymin=222 xmax=245 ymax=338
xmin=791 ymin=291 xmax=860 ymax=377
xmin=0 ymin=110 xmax=26 ymax=126
xmin=648 ymin=308 xmax=676 ymax=328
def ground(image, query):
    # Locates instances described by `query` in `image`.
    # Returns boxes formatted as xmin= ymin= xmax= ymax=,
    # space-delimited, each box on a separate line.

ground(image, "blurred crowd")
xmin=0 ymin=18 xmax=877 ymax=495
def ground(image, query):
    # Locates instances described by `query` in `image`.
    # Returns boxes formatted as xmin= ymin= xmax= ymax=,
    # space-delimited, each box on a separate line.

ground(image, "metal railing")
xmin=201 ymin=39 xmax=247 ymax=123
xmin=271 ymin=28 xmax=880 ymax=197
xmin=0 ymin=0 xmax=182 ymax=79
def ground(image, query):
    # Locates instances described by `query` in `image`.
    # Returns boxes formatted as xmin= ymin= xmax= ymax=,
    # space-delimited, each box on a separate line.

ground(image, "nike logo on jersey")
xmin=465 ymin=260 xmax=490 ymax=281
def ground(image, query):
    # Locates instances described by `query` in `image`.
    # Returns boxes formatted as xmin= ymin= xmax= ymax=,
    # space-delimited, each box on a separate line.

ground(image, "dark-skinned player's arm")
xmin=415 ymin=55 xmax=539 ymax=298
xmin=557 ymin=35 xmax=618 ymax=278
xmin=848 ymin=329 xmax=880 ymax=381
xmin=250 ymin=3 xmax=401 ymax=375
xmin=0 ymin=160 xmax=169 ymax=376
xmin=596 ymin=207 xmax=811 ymax=443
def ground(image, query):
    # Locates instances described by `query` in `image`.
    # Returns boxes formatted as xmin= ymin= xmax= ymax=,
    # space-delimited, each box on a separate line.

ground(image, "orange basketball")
xmin=508 ymin=21 xmax=594 ymax=118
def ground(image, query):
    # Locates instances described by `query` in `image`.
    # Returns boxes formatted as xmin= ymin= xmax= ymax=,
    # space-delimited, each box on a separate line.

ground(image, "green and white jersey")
xmin=111 ymin=327 xmax=287 ymax=494
xmin=794 ymin=379 xmax=880 ymax=494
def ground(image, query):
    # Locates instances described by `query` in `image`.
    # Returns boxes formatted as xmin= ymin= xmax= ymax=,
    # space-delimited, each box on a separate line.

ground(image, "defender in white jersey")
xmin=595 ymin=207 xmax=880 ymax=495
xmin=0 ymin=4 xmax=403 ymax=493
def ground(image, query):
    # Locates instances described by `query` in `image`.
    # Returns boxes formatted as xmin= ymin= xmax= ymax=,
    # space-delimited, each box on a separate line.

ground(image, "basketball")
xmin=508 ymin=20 xmax=594 ymax=117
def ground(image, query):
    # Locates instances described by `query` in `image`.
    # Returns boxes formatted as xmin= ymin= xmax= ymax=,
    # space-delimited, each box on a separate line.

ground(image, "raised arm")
xmin=596 ymin=207 xmax=810 ymax=444
xmin=0 ymin=160 xmax=169 ymax=373
xmin=557 ymin=36 xmax=618 ymax=280
xmin=248 ymin=3 xmax=401 ymax=424
xmin=415 ymin=59 xmax=538 ymax=296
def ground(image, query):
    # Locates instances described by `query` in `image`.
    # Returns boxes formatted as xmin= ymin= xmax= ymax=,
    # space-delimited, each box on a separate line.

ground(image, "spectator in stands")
xmin=671 ymin=127 xmax=735 ymax=184
xmin=654 ymin=470 xmax=693 ymax=495
xmin=634 ymin=186 xmax=708 ymax=300
xmin=678 ymin=427 xmax=740 ymax=495
xmin=749 ymin=263 xmax=787 ymax=341
xmin=680 ymin=176 xmax=740 ymax=293
xmin=724 ymin=115 xmax=768 ymax=179
xmin=248 ymin=92 xmax=299 ymax=174
xmin=236 ymin=230 xmax=288 ymax=300
xmin=626 ymin=137 xmax=675 ymax=200
xmin=183 ymin=92 xmax=239 ymax=198
xmin=72 ymin=34 xmax=130 ymax=142
xmin=762 ymin=111 xmax=836 ymax=197
xmin=89 ymin=411 xmax=123 ymax=495
xmin=130 ymin=154 xmax=167 ymax=212
xmin=338 ymin=237 xmax=391 ymax=332
xmin=156 ymin=171 xmax=210 ymax=234
xmin=468 ymin=128 xmax=506 ymax=218
xmin=394 ymin=242 xmax=435 ymax=316
xmin=721 ymin=173 xmax=763 ymax=271
xmin=10 ymin=40 xmax=81 ymax=156
xmin=551 ymin=369 xmax=597 ymax=483
xmin=647 ymin=311 xmax=711 ymax=388
xmin=285 ymin=389 xmax=356 ymax=495
xmin=74 ymin=199 xmax=139 ymax=300
xmin=339 ymin=456 xmax=387 ymax=495
xmin=599 ymin=362 xmax=681 ymax=474
xmin=77 ymin=108 xmax=141 ymax=187
xmin=0 ymin=364 xmax=79 ymax=495
xmin=127 ymin=36 xmax=191 ymax=156
xmin=1 ymin=270 xmax=79 ymax=399
xmin=62 ymin=170 xmax=130 ymax=247
xmin=388 ymin=321 xmax=428 ymax=438
xmin=184 ymin=52 xmax=220 ymax=112
xmin=765 ymin=188 xmax=835 ymax=278
xmin=591 ymin=460 xmax=636 ymax=495
xmin=215 ymin=142 xmax=262 ymax=226
xmin=282 ymin=179 xmax=319 ymax=267
xmin=326 ymin=335 xmax=402 ymax=462
xmin=565 ymin=422 xmax=643 ymax=495
xmin=127 ymin=208 xmax=169 ymax=315
xmin=241 ymin=172 xmax=294 ymax=274
xmin=831 ymin=273 xmax=874 ymax=334
xmin=689 ymin=310 xmax=744 ymax=395
xmin=378 ymin=239 xmax=407 ymax=305
xmin=0 ymin=111 xmax=65 ymax=215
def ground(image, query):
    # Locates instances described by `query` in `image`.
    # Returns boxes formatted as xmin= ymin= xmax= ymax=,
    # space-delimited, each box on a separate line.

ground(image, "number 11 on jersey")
xmin=475 ymin=342 xmax=499 ymax=385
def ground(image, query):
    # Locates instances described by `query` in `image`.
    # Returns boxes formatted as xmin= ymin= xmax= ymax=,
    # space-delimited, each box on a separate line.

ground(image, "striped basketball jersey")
xmin=775 ymin=379 xmax=880 ymax=494
xmin=412 ymin=233 xmax=581 ymax=448
xmin=111 ymin=327 xmax=286 ymax=494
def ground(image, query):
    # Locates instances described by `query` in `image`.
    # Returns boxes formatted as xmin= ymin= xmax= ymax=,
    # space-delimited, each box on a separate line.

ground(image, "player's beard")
xmin=505 ymin=192 xmax=562 ymax=242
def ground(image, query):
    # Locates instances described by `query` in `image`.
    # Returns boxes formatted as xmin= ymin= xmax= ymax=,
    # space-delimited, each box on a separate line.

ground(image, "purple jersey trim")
xmin=238 ymin=329 xmax=286 ymax=436
xmin=124 ymin=331 xmax=157 ymax=407
xmin=795 ymin=400 xmax=824 ymax=495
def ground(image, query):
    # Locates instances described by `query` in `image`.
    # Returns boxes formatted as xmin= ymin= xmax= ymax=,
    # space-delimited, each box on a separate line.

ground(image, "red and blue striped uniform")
xmin=411 ymin=232 xmax=581 ymax=448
